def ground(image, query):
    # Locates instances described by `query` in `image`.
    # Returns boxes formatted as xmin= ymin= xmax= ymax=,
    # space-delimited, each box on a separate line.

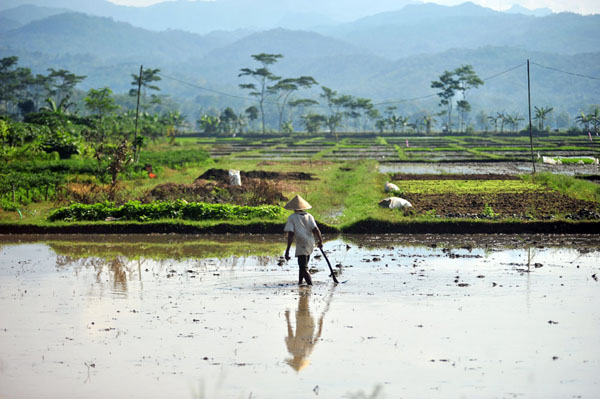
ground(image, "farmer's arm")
xmin=285 ymin=232 xmax=294 ymax=260
xmin=313 ymin=227 xmax=323 ymax=248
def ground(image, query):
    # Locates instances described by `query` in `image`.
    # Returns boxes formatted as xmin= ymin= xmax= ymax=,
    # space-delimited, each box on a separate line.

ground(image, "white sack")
xmin=379 ymin=196 xmax=412 ymax=209
xmin=385 ymin=182 xmax=400 ymax=192
xmin=228 ymin=169 xmax=242 ymax=186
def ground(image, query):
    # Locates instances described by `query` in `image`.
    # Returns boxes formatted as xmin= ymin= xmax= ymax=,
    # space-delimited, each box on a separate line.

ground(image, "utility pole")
xmin=133 ymin=65 xmax=143 ymax=163
xmin=527 ymin=60 xmax=536 ymax=174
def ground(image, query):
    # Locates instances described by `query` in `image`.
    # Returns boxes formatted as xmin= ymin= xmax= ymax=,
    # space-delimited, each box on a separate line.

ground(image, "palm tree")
xmin=487 ymin=114 xmax=499 ymax=133
xmin=587 ymin=107 xmax=600 ymax=136
xmin=507 ymin=113 xmax=524 ymax=133
xmin=533 ymin=106 xmax=553 ymax=131
xmin=494 ymin=112 xmax=507 ymax=134
xmin=422 ymin=113 xmax=437 ymax=134
xmin=575 ymin=111 xmax=590 ymax=132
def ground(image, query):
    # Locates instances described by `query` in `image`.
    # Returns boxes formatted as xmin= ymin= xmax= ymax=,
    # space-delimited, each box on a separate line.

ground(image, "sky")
xmin=107 ymin=0 xmax=600 ymax=15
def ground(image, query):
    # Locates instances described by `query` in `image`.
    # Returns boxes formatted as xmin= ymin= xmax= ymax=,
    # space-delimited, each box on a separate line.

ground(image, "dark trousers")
xmin=297 ymin=255 xmax=313 ymax=285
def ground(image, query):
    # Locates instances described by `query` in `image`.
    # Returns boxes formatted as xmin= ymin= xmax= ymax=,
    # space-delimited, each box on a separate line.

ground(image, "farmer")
xmin=284 ymin=195 xmax=323 ymax=286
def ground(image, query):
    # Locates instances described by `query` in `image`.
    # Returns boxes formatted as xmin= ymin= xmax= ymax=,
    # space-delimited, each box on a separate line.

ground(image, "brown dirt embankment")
xmin=198 ymin=168 xmax=315 ymax=182
xmin=2 ymin=220 xmax=600 ymax=235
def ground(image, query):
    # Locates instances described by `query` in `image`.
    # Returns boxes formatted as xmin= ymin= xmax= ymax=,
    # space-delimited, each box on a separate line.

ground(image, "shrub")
xmin=47 ymin=200 xmax=284 ymax=222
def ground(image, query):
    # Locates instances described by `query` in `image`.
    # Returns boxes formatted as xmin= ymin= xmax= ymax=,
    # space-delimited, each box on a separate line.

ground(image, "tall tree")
xmin=238 ymin=53 xmax=283 ymax=134
xmin=431 ymin=65 xmax=482 ymax=134
xmin=0 ymin=56 xmax=36 ymax=117
xmin=46 ymin=68 xmax=86 ymax=106
xmin=129 ymin=67 xmax=161 ymax=109
xmin=270 ymin=76 xmax=318 ymax=132
xmin=319 ymin=86 xmax=344 ymax=139
xmin=431 ymin=70 xmax=459 ymax=133
xmin=455 ymin=65 xmax=483 ymax=132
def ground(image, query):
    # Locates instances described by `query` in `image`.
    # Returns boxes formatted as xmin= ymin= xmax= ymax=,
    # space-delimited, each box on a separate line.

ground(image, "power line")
xmin=482 ymin=62 xmax=526 ymax=81
xmin=373 ymin=93 xmax=437 ymax=106
xmin=158 ymin=61 xmax=592 ymax=110
xmin=530 ymin=61 xmax=600 ymax=81
xmin=159 ymin=72 xmax=259 ymax=103
xmin=372 ymin=62 xmax=526 ymax=106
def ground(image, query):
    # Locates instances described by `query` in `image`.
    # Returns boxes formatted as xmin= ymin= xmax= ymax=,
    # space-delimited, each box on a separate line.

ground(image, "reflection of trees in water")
xmin=191 ymin=255 xmax=276 ymax=273
xmin=54 ymin=253 xmax=277 ymax=294
xmin=284 ymin=287 xmax=334 ymax=372
xmin=56 ymin=255 xmax=142 ymax=294
xmin=345 ymin=385 xmax=384 ymax=399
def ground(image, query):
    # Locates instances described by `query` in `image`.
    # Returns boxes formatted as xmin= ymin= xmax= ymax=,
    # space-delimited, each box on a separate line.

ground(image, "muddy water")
xmin=1 ymin=234 xmax=599 ymax=399
xmin=379 ymin=161 xmax=600 ymax=176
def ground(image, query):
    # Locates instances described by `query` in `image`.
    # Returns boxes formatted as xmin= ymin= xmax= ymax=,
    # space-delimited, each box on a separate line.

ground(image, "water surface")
xmin=1 ymin=234 xmax=599 ymax=398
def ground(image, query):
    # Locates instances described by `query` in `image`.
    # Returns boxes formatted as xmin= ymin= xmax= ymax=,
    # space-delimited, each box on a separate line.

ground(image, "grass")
xmin=523 ymin=172 xmax=600 ymax=203
xmin=303 ymin=160 xmax=389 ymax=226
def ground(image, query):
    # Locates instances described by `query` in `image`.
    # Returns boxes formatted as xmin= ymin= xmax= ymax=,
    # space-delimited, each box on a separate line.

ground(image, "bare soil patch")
xmin=403 ymin=191 xmax=599 ymax=219
xmin=140 ymin=178 xmax=287 ymax=206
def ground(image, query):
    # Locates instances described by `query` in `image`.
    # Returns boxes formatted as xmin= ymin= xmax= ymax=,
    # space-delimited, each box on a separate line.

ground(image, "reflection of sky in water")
xmin=0 ymin=237 xmax=599 ymax=398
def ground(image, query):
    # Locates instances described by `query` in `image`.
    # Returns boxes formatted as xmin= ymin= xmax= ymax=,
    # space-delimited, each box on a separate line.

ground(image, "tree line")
xmin=1 ymin=54 xmax=598 ymax=140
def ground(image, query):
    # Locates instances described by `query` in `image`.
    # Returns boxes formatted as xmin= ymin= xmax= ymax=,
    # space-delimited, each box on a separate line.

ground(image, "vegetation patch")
xmin=393 ymin=179 xmax=544 ymax=195
xmin=47 ymin=200 xmax=284 ymax=222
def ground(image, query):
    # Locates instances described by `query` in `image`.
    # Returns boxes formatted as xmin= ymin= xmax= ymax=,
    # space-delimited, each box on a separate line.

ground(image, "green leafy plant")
xmin=47 ymin=200 xmax=284 ymax=222
xmin=483 ymin=203 xmax=496 ymax=218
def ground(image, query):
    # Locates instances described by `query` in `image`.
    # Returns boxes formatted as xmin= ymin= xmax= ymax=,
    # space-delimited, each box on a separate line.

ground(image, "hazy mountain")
xmin=0 ymin=17 xmax=21 ymax=33
xmin=0 ymin=12 xmax=231 ymax=64
xmin=321 ymin=4 xmax=600 ymax=59
xmin=0 ymin=0 xmax=419 ymax=33
xmin=0 ymin=4 xmax=69 ymax=27
xmin=1 ymin=5 xmax=598 ymax=121
xmin=0 ymin=0 xmax=118 ymax=15
xmin=505 ymin=4 xmax=552 ymax=17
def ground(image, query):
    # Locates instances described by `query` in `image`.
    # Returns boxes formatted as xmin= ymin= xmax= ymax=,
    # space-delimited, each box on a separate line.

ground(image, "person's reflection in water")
xmin=284 ymin=287 xmax=332 ymax=372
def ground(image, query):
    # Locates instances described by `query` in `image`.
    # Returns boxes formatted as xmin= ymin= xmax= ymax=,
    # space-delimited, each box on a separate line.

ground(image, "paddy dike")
xmin=198 ymin=168 xmax=315 ymax=182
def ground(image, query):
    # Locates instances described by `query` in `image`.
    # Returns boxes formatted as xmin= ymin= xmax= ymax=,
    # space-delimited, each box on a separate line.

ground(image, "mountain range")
xmin=0 ymin=1 xmax=599 ymax=122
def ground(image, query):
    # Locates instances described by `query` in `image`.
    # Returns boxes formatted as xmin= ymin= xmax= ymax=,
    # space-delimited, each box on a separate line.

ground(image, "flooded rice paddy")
xmin=379 ymin=162 xmax=600 ymax=176
xmin=1 ymin=234 xmax=599 ymax=399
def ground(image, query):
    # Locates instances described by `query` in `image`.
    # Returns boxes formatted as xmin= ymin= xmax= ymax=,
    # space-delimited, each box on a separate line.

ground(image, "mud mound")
xmin=403 ymin=191 xmax=599 ymax=219
xmin=140 ymin=179 xmax=287 ymax=206
xmin=391 ymin=174 xmax=520 ymax=180
xmin=198 ymin=168 xmax=314 ymax=182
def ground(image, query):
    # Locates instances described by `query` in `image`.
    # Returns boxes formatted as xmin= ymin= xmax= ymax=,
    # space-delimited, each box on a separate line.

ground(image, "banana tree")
xmin=534 ymin=106 xmax=553 ymax=131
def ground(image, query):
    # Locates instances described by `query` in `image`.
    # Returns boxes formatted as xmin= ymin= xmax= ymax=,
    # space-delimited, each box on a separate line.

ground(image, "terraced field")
xmin=191 ymin=135 xmax=600 ymax=166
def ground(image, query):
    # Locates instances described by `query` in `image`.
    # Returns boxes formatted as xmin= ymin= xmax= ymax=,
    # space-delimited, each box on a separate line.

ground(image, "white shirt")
xmin=284 ymin=211 xmax=317 ymax=257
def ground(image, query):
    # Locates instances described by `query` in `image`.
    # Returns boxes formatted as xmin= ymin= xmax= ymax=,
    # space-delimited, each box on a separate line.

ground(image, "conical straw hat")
xmin=284 ymin=195 xmax=312 ymax=210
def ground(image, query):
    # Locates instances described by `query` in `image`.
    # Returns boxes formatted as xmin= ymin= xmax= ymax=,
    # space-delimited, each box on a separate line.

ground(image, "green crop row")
xmin=47 ymin=200 xmax=284 ymax=222
xmin=393 ymin=179 xmax=546 ymax=195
